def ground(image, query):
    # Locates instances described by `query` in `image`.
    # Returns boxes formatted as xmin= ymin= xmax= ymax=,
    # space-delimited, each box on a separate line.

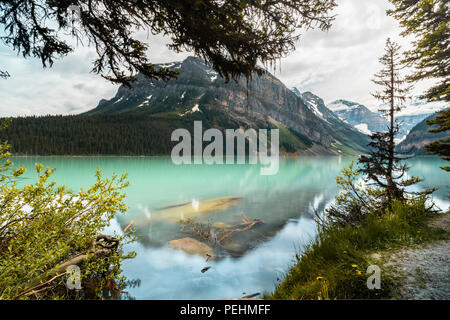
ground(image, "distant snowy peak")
xmin=377 ymin=97 xmax=448 ymax=138
xmin=326 ymin=99 xmax=389 ymax=134
xmin=395 ymin=97 xmax=448 ymax=117
xmin=290 ymin=89 xmax=365 ymax=141
xmin=327 ymin=99 xmax=366 ymax=112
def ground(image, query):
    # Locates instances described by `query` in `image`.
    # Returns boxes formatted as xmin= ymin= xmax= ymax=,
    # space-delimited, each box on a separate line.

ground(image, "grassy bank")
xmin=268 ymin=198 xmax=449 ymax=299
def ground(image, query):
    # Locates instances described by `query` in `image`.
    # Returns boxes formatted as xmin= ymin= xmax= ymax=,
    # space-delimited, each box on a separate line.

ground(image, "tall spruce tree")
xmin=358 ymin=39 xmax=419 ymax=207
xmin=388 ymin=0 xmax=449 ymax=171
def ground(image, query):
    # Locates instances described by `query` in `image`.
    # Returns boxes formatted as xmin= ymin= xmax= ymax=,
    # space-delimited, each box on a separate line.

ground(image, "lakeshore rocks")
xmin=168 ymin=237 xmax=213 ymax=256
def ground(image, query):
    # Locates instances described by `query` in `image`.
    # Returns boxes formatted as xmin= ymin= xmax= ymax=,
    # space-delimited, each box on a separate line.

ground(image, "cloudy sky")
xmin=0 ymin=0 xmax=434 ymax=117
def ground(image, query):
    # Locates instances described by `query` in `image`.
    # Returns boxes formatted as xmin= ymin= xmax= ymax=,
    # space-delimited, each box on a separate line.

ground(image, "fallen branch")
xmin=18 ymin=234 xmax=120 ymax=298
xmin=179 ymin=215 xmax=265 ymax=248
xmin=16 ymin=273 xmax=66 ymax=298
xmin=216 ymin=219 xmax=264 ymax=245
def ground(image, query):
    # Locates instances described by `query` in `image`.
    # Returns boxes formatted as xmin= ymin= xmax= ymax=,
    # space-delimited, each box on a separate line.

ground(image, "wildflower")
xmin=343 ymin=250 xmax=347 ymax=254
xmin=357 ymin=271 xmax=362 ymax=275
xmin=352 ymin=264 xmax=358 ymax=268
xmin=316 ymin=276 xmax=324 ymax=280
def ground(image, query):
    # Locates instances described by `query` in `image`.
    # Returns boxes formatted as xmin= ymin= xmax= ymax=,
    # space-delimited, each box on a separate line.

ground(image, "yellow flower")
xmin=316 ymin=276 xmax=324 ymax=280
xmin=357 ymin=271 xmax=362 ymax=275
xmin=352 ymin=264 xmax=358 ymax=268
xmin=343 ymin=250 xmax=348 ymax=254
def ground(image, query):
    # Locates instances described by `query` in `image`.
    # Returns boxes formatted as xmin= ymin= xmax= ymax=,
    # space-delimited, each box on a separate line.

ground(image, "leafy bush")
xmin=0 ymin=121 xmax=136 ymax=299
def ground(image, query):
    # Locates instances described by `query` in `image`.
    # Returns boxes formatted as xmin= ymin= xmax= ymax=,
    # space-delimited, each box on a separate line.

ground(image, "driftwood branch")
xmin=216 ymin=217 xmax=264 ymax=245
xmin=18 ymin=233 xmax=123 ymax=298
xmin=179 ymin=214 xmax=264 ymax=248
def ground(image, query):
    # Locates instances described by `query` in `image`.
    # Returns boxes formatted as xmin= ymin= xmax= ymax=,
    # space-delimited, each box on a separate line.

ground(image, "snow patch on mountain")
xmin=113 ymin=97 xmax=123 ymax=104
xmin=206 ymin=69 xmax=218 ymax=82
xmin=291 ymin=89 xmax=329 ymax=121
xmin=354 ymin=123 xmax=372 ymax=135
xmin=327 ymin=100 xmax=363 ymax=112
xmin=326 ymin=99 xmax=388 ymax=134
xmin=306 ymin=100 xmax=324 ymax=118
xmin=138 ymin=95 xmax=153 ymax=108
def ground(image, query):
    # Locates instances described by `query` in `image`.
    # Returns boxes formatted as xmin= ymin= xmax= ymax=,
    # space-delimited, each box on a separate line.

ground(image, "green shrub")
xmin=0 ymin=121 xmax=136 ymax=299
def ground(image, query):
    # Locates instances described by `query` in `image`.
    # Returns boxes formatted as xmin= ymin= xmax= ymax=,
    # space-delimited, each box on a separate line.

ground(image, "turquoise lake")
xmin=11 ymin=156 xmax=450 ymax=299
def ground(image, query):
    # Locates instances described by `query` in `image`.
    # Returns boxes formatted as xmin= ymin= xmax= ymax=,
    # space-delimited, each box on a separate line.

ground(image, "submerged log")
xmin=131 ymin=197 xmax=242 ymax=227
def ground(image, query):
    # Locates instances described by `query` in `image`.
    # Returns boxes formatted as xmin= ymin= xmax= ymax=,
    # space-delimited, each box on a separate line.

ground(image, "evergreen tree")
xmin=425 ymin=108 xmax=450 ymax=171
xmin=388 ymin=0 xmax=449 ymax=102
xmin=326 ymin=40 xmax=425 ymax=227
xmin=359 ymin=39 xmax=419 ymax=207
xmin=0 ymin=0 xmax=336 ymax=87
xmin=388 ymin=0 xmax=449 ymax=171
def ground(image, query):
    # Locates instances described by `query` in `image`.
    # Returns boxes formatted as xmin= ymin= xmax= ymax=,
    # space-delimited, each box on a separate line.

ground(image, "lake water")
xmin=11 ymin=156 xmax=450 ymax=299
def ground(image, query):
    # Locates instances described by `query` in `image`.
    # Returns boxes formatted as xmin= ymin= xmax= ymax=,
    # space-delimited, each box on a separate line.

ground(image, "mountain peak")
xmin=326 ymin=99 xmax=388 ymax=135
xmin=291 ymin=87 xmax=302 ymax=98
xmin=84 ymin=62 xmax=369 ymax=155
xmin=327 ymin=99 xmax=365 ymax=112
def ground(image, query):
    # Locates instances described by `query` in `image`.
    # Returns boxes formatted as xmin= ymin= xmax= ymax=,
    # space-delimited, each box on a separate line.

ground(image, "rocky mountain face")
xmin=325 ymin=97 xmax=448 ymax=144
xmin=397 ymin=110 xmax=449 ymax=155
xmin=87 ymin=57 xmax=370 ymax=155
xmin=292 ymin=90 xmax=344 ymax=123
xmin=326 ymin=100 xmax=388 ymax=135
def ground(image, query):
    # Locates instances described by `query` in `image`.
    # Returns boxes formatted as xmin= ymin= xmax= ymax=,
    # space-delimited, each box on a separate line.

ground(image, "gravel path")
xmin=388 ymin=214 xmax=450 ymax=300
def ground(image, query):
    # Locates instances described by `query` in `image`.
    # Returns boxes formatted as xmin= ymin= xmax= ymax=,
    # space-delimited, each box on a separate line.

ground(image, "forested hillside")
xmin=1 ymin=114 xmax=187 ymax=155
xmin=0 ymin=113 xmax=311 ymax=156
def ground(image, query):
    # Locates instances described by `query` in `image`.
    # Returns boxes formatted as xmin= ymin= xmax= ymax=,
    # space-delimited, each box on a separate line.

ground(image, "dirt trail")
xmin=388 ymin=214 xmax=450 ymax=300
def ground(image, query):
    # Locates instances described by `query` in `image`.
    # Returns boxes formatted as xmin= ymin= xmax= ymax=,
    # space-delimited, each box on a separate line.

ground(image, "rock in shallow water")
xmin=168 ymin=237 xmax=213 ymax=256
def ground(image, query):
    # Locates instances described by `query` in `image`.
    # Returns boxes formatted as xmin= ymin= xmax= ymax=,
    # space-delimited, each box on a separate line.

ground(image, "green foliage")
xmin=0 ymin=113 xmax=315 ymax=156
xmin=325 ymin=162 xmax=379 ymax=227
xmin=0 ymin=120 xmax=136 ymax=299
xmin=388 ymin=0 xmax=449 ymax=173
xmin=326 ymin=160 xmax=426 ymax=228
xmin=0 ymin=114 xmax=187 ymax=156
xmin=359 ymin=38 xmax=419 ymax=208
xmin=425 ymin=108 xmax=450 ymax=171
xmin=270 ymin=197 xmax=448 ymax=300
xmin=0 ymin=0 xmax=336 ymax=87
xmin=388 ymin=0 xmax=449 ymax=102
xmin=275 ymin=123 xmax=313 ymax=152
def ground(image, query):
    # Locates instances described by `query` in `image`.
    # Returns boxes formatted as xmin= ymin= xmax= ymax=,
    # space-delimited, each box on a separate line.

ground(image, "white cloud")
xmin=273 ymin=0 xmax=433 ymax=108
